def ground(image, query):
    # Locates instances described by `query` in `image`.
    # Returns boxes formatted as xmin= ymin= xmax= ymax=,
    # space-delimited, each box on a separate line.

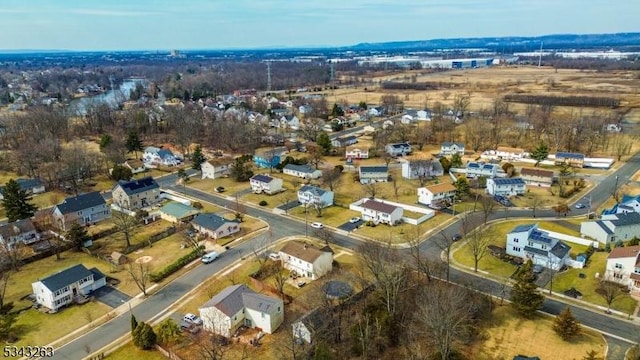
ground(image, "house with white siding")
xmin=249 ymin=174 xmax=283 ymax=195
xmin=52 ymin=192 xmax=110 ymax=231
xmin=32 ymin=264 xmax=106 ymax=311
xmin=486 ymin=178 xmax=526 ymax=197
xmin=283 ymin=164 xmax=321 ymax=180
xmin=199 ymin=284 xmax=283 ymax=337
xmin=359 ymin=166 xmax=389 ymax=184
xmin=506 ymin=224 xmax=571 ymax=270
xmin=191 ymin=213 xmax=240 ymax=240
xmin=201 ymin=158 xmax=233 ymax=179
xmin=605 ymin=246 xmax=640 ymax=294
xmin=359 ymin=199 xmax=403 ymax=225
xmin=417 ymin=183 xmax=457 ymax=208
xmin=331 ymin=135 xmax=358 ymax=148
xmin=143 ymin=146 xmax=181 ymax=167
xmin=440 ymin=142 xmax=465 ymax=156
xmin=520 ymin=168 xmax=554 ymax=187
xmin=385 ymin=143 xmax=412 ymax=157
xmin=345 ymin=147 xmax=369 ymax=159
xmin=602 ymin=194 xmax=640 ymax=215
xmin=555 ymin=152 xmax=585 ymax=168
xmin=400 ymin=158 xmax=444 ymax=180
xmin=297 ymin=185 xmax=334 ymax=208
xmin=466 ymin=162 xmax=505 ymax=179
xmin=580 ymin=212 xmax=640 ymax=245
xmin=111 ymin=177 xmax=161 ymax=211
xmin=278 ymin=240 xmax=334 ymax=280
xmin=0 ymin=219 xmax=39 ymax=250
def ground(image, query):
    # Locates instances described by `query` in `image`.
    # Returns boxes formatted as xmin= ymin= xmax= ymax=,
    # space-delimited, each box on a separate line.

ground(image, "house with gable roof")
xmin=143 ymin=146 xmax=181 ymax=167
xmin=345 ymin=147 xmax=369 ymax=159
xmin=191 ymin=213 xmax=240 ymax=240
xmin=466 ymin=162 xmax=505 ymax=179
xmin=199 ymin=284 xmax=284 ymax=337
xmin=359 ymin=199 xmax=403 ymax=225
xmin=0 ymin=178 xmax=46 ymax=200
xmin=0 ymin=219 xmax=39 ymax=250
xmin=486 ymin=177 xmax=527 ymax=197
xmin=158 ymin=202 xmax=200 ymax=223
xmin=111 ymin=176 xmax=161 ymax=210
xmin=440 ymin=142 xmax=465 ymax=156
xmin=417 ymin=183 xmax=457 ymax=208
xmin=283 ymin=164 xmax=321 ymax=180
xmin=52 ymin=192 xmax=110 ymax=231
xmin=359 ymin=165 xmax=389 ymax=184
xmin=555 ymin=152 xmax=585 ymax=168
xmin=297 ymin=185 xmax=334 ymax=208
xmin=602 ymin=194 xmax=640 ymax=215
xmin=520 ymin=167 xmax=554 ymax=187
xmin=400 ymin=157 xmax=444 ymax=180
xmin=201 ymin=157 xmax=234 ymax=179
xmin=605 ymin=245 xmax=640 ymax=294
xmin=385 ymin=142 xmax=412 ymax=157
xmin=278 ymin=240 xmax=334 ymax=280
xmin=249 ymin=174 xmax=283 ymax=195
xmin=32 ymin=264 xmax=106 ymax=311
xmin=580 ymin=212 xmax=640 ymax=245
xmin=506 ymin=223 xmax=571 ymax=270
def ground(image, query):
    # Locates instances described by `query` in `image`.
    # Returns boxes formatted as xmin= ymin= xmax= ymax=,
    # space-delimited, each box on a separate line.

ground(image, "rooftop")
xmin=55 ymin=191 xmax=106 ymax=214
xmin=608 ymin=245 xmax=640 ymax=259
xmin=279 ymin=240 xmax=332 ymax=264
xmin=556 ymin=152 xmax=585 ymax=160
xmin=192 ymin=213 xmax=234 ymax=230
xmin=284 ymin=163 xmax=316 ymax=174
xmin=359 ymin=165 xmax=388 ymax=173
xmin=361 ymin=199 xmax=399 ymax=214
xmin=491 ymin=177 xmax=526 ymax=185
xmin=510 ymin=224 xmax=536 ymax=234
xmin=159 ymin=202 xmax=200 ymax=219
xmin=115 ymin=176 xmax=159 ymax=196
xmin=37 ymin=264 xmax=102 ymax=292
xmin=520 ymin=167 xmax=554 ymax=178
xmin=423 ymin=183 xmax=456 ymax=194
xmin=299 ymin=185 xmax=328 ymax=196
xmin=251 ymin=174 xmax=276 ymax=183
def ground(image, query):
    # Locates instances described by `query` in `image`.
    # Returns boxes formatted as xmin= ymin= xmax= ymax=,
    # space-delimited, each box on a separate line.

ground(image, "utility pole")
xmin=266 ymin=61 xmax=272 ymax=93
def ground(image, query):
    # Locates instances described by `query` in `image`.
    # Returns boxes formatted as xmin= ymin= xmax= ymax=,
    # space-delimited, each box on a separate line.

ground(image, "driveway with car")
xmin=337 ymin=218 xmax=362 ymax=232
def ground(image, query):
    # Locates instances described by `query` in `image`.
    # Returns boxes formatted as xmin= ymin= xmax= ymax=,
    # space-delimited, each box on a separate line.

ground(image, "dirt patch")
xmin=135 ymin=256 xmax=153 ymax=263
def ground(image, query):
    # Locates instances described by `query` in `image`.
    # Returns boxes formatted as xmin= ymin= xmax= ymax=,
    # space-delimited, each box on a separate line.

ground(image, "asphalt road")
xmin=50 ymin=153 xmax=640 ymax=358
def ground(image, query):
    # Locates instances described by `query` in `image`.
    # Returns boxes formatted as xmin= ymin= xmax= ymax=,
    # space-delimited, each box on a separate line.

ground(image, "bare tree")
xmin=612 ymin=134 xmax=633 ymax=161
xmin=313 ymin=228 xmax=335 ymax=245
xmin=529 ymin=193 xmax=541 ymax=218
xmin=307 ymin=145 xmax=325 ymax=170
xmin=312 ymin=201 xmax=328 ymax=217
xmin=391 ymin=176 xmax=402 ymax=201
xmin=279 ymin=192 xmax=293 ymax=215
xmin=0 ymin=241 xmax=29 ymax=271
xmin=112 ymin=210 xmax=139 ymax=249
xmin=405 ymin=228 xmax=434 ymax=283
xmin=463 ymin=217 xmax=494 ymax=273
xmin=362 ymin=182 xmax=379 ymax=199
xmin=321 ymin=167 xmax=342 ymax=192
xmin=477 ymin=195 xmax=496 ymax=224
xmin=597 ymin=274 xmax=624 ymax=314
xmin=181 ymin=230 xmax=204 ymax=256
xmin=271 ymin=263 xmax=288 ymax=302
xmin=125 ymin=262 xmax=151 ymax=297
xmin=0 ymin=271 xmax=11 ymax=311
xmin=434 ymin=231 xmax=455 ymax=282
xmin=194 ymin=333 xmax=231 ymax=360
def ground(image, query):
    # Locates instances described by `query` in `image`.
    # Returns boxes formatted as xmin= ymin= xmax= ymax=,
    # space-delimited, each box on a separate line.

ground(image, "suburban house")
xmin=440 ymin=142 xmax=465 ymax=156
xmin=385 ymin=143 xmax=412 ymax=157
xmin=402 ymin=109 xmax=431 ymax=123
xmin=506 ymin=223 xmax=572 ymax=270
xmin=278 ymin=240 xmax=334 ymax=280
xmin=368 ymin=106 xmax=385 ymax=117
xmin=292 ymin=307 xmax=326 ymax=344
xmin=345 ymin=147 xmax=369 ymax=160
xmin=486 ymin=177 xmax=527 ymax=197
xmin=52 ymin=192 xmax=110 ymax=231
xmin=279 ymin=115 xmax=300 ymax=130
xmin=520 ymin=167 xmax=554 ymax=187
xmin=580 ymin=212 xmax=640 ymax=245
xmin=111 ymin=177 xmax=161 ymax=210
xmin=191 ymin=213 xmax=240 ymax=240
xmin=605 ymin=245 xmax=640 ymax=294
xmin=0 ymin=178 xmax=46 ymax=200
xmin=143 ymin=146 xmax=181 ymax=167
xmin=466 ymin=162 xmax=505 ymax=179
xmin=495 ymin=146 xmax=527 ymax=160
xmin=602 ymin=194 xmax=640 ymax=215
xmin=283 ymin=164 xmax=321 ymax=180
xmin=249 ymin=174 xmax=283 ymax=195
xmin=32 ymin=264 xmax=107 ymax=311
xmin=331 ymin=135 xmax=358 ymax=148
xmin=297 ymin=185 xmax=334 ymax=208
xmin=400 ymin=158 xmax=444 ymax=180
xmin=123 ymin=160 xmax=147 ymax=174
xmin=158 ymin=202 xmax=200 ymax=223
xmin=199 ymin=284 xmax=284 ymax=337
xmin=359 ymin=166 xmax=389 ymax=184
xmin=254 ymin=150 xmax=281 ymax=169
xmin=299 ymin=105 xmax=313 ymax=115
xmin=0 ymin=219 xmax=40 ymax=250
xmin=555 ymin=152 xmax=585 ymax=168
xmin=417 ymin=183 xmax=457 ymax=208
xmin=201 ymin=157 xmax=234 ymax=180
xmin=359 ymin=199 xmax=403 ymax=225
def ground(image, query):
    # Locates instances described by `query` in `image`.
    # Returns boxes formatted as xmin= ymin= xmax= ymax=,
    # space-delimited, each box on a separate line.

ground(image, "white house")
xmin=385 ymin=142 xmax=412 ymax=157
xmin=400 ymin=158 xmax=444 ymax=180
xmin=496 ymin=146 xmax=527 ymax=160
xmin=250 ymin=174 xmax=283 ymax=195
xmin=506 ymin=224 xmax=571 ymax=270
xmin=486 ymin=177 xmax=526 ymax=197
xmin=52 ymin=192 xmax=110 ymax=231
xmin=605 ymin=245 xmax=640 ymax=294
xmin=520 ymin=168 xmax=554 ymax=187
xmin=143 ymin=146 xmax=180 ymax=167
xmin=0 ymin=178 xmax=46 ymax=200
xmin=283 ymin=164 xmax=321 ymax=180
xmin=297 ymin=185 xmax=334 ymax=208
xmin=580 ymin=212 xmax=640 ymax=245
xmin=359 ymin=199 xmax=403 ymax=225
xmin=417 ymin=183 xmax=457 ymax=208
xmin=331 ymin=135 xmax=358 ymax=148
xmin=199 ymin=284 xmax=284 ymax=337
xmin=191 ymin=213 xmax=240 ymax=240
xmin=280 ymin=115 xmax=300 ymax=130
xmin=345 ymin=147 xmax=369 ymax=160
xmin=201 ymin=158 xmax=233 ymax=179
xmin=0 ymin=219 xmax=40 ymax=250
xmin=440 ymin=142 xmax=465 ymax=156
xmin=466 ymin=162 xmax=505 ymax=179
xmin=123 ymin=160 xmax=146 ymax=174
xmin=602 ymin=195 xmax=640 ymax=216
xmin=359 ymin=166 xmax=389 ymax=184
xmin=605 ymin=123 xmax=622 ymax=132
xmin=299 ymin=105 xmax=313 ymax=115
xmin=278 ymin=241 xmax=333 ymax=280
xmin=292 ymin=308 xmax=325 ymax=344
xmin=111 ymin=177 xmax=161 ymax=210
xmin=368 ymin=106 xmax=384 ymax=117
xmin=32 ymin=264 xmax=107 ymax=311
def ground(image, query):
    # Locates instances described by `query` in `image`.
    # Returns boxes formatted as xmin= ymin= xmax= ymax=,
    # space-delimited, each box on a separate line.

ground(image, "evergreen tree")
xmin=99 ymin=134 xmax=112 ymax=151
xmin=358 ymin=101 xmax=367 ymax=110
xmin=132 ymin=321 xmax=144 ymax=348
xmin=138 ymin=322 xmax=157 ymax=350
xmin=157 ymin=318 xmax=181 ymax=344
xmin=130 ymin=314 xmax=138 ymax=334
xmin=110 ymin=164 xmax=133 ymax=181
xmin=510 ymin=260 xmax=544 ymax=317
xmin=331 ymin=103 xmax=344 ymax=117
xmin=66 ymin=222 xmax=92 ymax=251
xmin=316 ymin=132 xmax=332 ymax=155
xmin=439 ymin=157 xmax=452 ymax=173
xmin=230 ymin=155 xmax=254 ymax=182
xmin=453 ymin=177 xmax=470 ymax=200
xmin=1 ymin=179 xmax=37 ymax=222
xmin=125 ymin=130 xmax=144 ymax=159
xmin=530 ymin=141 xmax=549 ymax=166
xmin=553 ymin=307 xmax=581 ymax=340
xmin=191 ymin=145 xmax=206 ymax=170
xmin=450 ymin=153 xmax=463 ymax=168
xmin=582 ymin=349 xmax=604 ymax=360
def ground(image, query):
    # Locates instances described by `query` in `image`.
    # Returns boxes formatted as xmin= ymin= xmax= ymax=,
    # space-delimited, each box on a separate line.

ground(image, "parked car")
xmin=532 ymin=264 xmax=544 ymax=274
xmin=183 ymin=313 xmax=203 ymax=325
xmin=452 ymin=234 xmax=462 ymax=242
xmin=349 ymin=217 xmax=361 ymax=224
xmin=202 ymin=252 xmax=219 ymax=264
xmin=574 ymin=203 xmax=586 ymax=209
xmin=180 ymin=321 xmax=201 ymax=334
xmin=215 ymin=186 xmax=225 ymax=193
xmin=310 ymin=222 xmax=324 ymax=229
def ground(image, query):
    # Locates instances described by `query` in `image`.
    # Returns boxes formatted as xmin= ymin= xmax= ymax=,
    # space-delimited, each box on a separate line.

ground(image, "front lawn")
xmin=187 ymin=177 xmax=251 ymax=196
xmin=105 ymin=341 xmax=167 ymax=360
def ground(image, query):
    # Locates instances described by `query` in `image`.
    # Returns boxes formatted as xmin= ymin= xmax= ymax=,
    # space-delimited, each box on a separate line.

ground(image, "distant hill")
xmin=347 ymin=33 xmax=640 ymax=52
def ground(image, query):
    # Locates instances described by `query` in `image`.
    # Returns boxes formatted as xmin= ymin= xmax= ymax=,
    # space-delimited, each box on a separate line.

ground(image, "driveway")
xmin=277 ymin=200 xmax=301 ymax=211
xmin=337 ymin=219 xmax=363 ymax=232
xmin=93 ymin=286 xmax=132 ymax=308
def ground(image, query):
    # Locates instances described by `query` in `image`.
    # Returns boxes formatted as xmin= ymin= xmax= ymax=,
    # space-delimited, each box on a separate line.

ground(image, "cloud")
xmin=68 ymin=8 xmax=163 ymax=17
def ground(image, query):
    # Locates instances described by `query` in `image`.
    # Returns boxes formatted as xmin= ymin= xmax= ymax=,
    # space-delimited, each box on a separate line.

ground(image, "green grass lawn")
xmin=355 ymin=213 xmax=454 ymax=243
xmin=287 ymin=204 xmax=360 ymax=228
xmin=550 ymin=252 xmax=638 ymax=314
xmin=94 ymin=218 xmax=175 ymax=254
xmin=105 ymin=341 xmax=167 ymax=360
xmin=187 ymin=177 xmax=251 ymax=196
xmin=127 ymin=232 xmax=194 ymax=273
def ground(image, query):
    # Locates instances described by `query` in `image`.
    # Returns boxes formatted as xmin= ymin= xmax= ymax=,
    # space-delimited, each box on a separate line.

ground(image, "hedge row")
xmin=150 ymin=246 xmax=204 ymax=283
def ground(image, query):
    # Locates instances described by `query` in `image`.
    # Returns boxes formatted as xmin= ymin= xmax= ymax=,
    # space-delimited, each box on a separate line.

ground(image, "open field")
xmin=472 ymin=305 xmax=605 ymax=360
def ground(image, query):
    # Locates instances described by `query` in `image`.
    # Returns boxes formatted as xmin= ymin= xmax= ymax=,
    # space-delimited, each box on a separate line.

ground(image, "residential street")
xmin=50 ymin=153 xmax=640 ymax=359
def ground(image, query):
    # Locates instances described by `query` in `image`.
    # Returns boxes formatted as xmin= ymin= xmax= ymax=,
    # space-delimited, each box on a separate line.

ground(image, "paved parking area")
xmin=93 ymin=286 xmax=132 ymax=308
xmin=277 ymin=200 xmax=301 ymax=211
xmin=337 ymin=219 xmax=362 ymax=232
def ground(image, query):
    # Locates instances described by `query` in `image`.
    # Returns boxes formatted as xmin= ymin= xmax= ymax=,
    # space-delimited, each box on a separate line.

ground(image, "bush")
xmin=150 ymin=246 xmax=204 ymax=282
xmin=259 ymin=200 xmax=268 ymax=206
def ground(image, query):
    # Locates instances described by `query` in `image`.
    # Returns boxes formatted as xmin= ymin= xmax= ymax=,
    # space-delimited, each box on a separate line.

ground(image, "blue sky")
xmin=1 ymin=0 xmax=638 ymax=51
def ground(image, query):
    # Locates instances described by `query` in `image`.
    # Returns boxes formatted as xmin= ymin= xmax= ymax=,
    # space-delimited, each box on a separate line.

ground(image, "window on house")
xmin=541 ymin=245 xmax=546 ymax=250
xmin=528 ymin=241 xmax=533 ymax=247
xmin=513 ymin=238 xmax=518 ymax=243
xmin=261 ymin=312 xmax=265 ymax=318
xmin=614 ymin=273 xmax=623 ymax=280
xmin=615 ymin=263 xmax=623 ymax=269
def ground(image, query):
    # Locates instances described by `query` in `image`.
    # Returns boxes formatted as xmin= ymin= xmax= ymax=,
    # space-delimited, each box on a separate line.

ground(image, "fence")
xmin=545 ymin=229 xmax=599 ymax=249
xmin=155 ymin=344 xmax=183 ymax=360
xmin=349 ymin=197 xmax=435 ymax=225
xmin=124 ymin=226 xmax=177 ymax=254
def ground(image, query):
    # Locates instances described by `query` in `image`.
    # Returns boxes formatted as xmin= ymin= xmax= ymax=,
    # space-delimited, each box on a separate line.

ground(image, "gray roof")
xmin=192 ymin=213 xmax=234 ymax=231
xmin=38 ymin=264 xmax=102 ymax=292
xmin=524 ymin=245 xmax=547 ymax=256
xmin=510 ymin=224 xmax=536 ymax=234
xmin=200 ymin=284 xmax=281 ymax=317
xmin=284 ymin=164 xmax=316 ymax=174
xmin=550 ymin=241 xmax=571 ymax=259
xmin=595 ymin=220 xmax=614 ymax=235
xmin=55 ymin=192 xmax=106 ymax=215
xmin=556 ymin=152 xmax=585 ymax=160
xmin=299 ymin=185 xmax=327 ymax=196
xmin=442 ymin=141 xmax=464 ymax=148
xmin=0 ymin=219 xmax=36 ymax=239
xmin=16 ymin=178 xmax=44 ymax=189
xmin=251 ymin=174 xmax=275 ymax=183
xmin=610 ymin=212 xmax=640 ymax=227
xmin=359 ymin=166 xmax=388 ymax=173
xmin=242 ymin=292 xmax=281 ymax=314
xmin=115 ymin=176 xmax=159 ymax=196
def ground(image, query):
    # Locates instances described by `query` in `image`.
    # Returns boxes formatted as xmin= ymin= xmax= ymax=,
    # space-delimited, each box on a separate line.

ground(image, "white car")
xmin=310 ymin=222 xmax=324 ymax=229
xmin=268 ymin=253 xmax=281 ymax=261
xmin=183 ymin=313 xmax=203 ymax=325
xmin=349 ymin=217 xmax=361 ymax=224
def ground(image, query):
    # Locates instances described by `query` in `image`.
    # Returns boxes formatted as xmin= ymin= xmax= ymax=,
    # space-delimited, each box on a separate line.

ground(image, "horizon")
xmin=1 ymin=0 xmax=638 ymax=51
